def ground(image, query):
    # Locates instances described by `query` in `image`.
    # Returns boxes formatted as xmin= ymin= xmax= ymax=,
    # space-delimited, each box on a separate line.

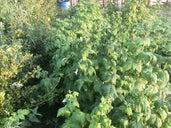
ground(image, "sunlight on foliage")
xmin=0 ymin=0 xmax=171 ymax=127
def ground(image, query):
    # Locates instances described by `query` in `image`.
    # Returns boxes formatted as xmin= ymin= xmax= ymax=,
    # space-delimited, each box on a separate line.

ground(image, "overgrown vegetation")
xmin=0 ymin=0 xmax=171 ymax=127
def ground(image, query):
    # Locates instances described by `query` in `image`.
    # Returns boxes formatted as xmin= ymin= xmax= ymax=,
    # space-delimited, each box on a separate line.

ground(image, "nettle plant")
xmin=52 ymin=0 xmax=171 ymax=127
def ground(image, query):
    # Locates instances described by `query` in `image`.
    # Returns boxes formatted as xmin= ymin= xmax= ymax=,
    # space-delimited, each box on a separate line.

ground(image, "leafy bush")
xmin=54 ymin=0 xmax=171 ymax=127
xmin=0 ymin=44 xmax=39 ymax=127
xmin=0 ymin=0 xmax=57 ymax=68
xmin=0 ymin=0 xmax=171 ymax=127
xmin=58 ymin=92 xmax=114 ymax=128
xmin=0 ymin=0 xmax=57 ymax=127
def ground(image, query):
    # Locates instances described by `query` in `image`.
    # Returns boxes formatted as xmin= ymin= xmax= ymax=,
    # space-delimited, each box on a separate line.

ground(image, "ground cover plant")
xmin=0 ymin=0 xmax=171 ymax=127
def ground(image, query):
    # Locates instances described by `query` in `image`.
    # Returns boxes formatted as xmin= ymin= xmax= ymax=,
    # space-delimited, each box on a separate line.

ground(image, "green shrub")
xmin=0 ymin=0 xmax=171 ymax=127
xmin=0 ymin=0 xmax=57 ymax=61
xmin=0 ymin=0 xmax=59 ymax=127
xmin=54 ymin=0 xmax=171 ymax=127
xmin=0 ymin=44 xmax=35 ymax=124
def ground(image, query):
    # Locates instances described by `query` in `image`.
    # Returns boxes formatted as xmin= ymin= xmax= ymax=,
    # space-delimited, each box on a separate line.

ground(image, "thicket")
xmin=0 ymin=0 xmax=171 ymax=127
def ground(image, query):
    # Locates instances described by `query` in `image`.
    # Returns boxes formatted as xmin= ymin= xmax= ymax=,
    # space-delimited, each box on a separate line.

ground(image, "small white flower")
xmin=74 ymin=69 xmax=78 ymax=75
xmin=10 ymin=82 xmax=23 ymax=89
xmin=62 ymin=99 xmax=66 ymax=103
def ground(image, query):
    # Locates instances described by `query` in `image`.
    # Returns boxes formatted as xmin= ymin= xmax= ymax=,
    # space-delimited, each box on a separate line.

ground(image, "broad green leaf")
xmin=57 ymin=107 xmax=68 ymax=117
xmin=75 ymin=79 xmax=84 ymax=90
xmin=70 ymin=110 xmax=87 ymax=127
xmin=17 ymin=114 xmax=25 ymax=120
xmin=125 ymin=107 xmax=132 ymax=116
xmin=158 ymin=109 xmax=167 ymax=121
xmin=163 ymin=44 xmax=171 ymax=54
xmin=123 ymin=59 xmax=132 ymax=71
xmin=141 ymin=38 xmax=151 ymax=47
xmin=157 ymin=70 xmax=169 ymax=87
xmin=141 ymin=69 xmax=157 ymax=83
xmin=154 ymin=100 xmax=164 ymax=109
xmin=29 ymin=114 xmax=40 ymax=123
xmin=155 ymin=117 xmax=162 ymax=128
xmin=63 ymin=119 xmax=81 ymax=128
xmin=87 ymin=66 xmax=96 ymax=76
xmin=134 ymin=78 xmax=147 ymax=91
xmin=119 ymin=117 xmax=128 ymax=128
xmin=155 ymin=54 xmax=166 ymax=64
xmin=137 ymin=52 xmax=152 ymax=64
xmin=148 ymin=114 xmax=157 ymax=125
xmin=132 ymin=62 xmax=142 ymax=72
xmin=89 ymin=122 xmax=101 ymax=128
xmin=17 ymin=109 xmax=30 ymax=116
xmin=100 ymin=84 xmax=115 ymax=97
xmin=79 ymin=63 xmax=87 ymax=72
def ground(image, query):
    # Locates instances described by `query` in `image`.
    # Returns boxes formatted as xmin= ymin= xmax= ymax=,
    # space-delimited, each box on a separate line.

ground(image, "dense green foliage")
xmin=0 ymin=0 xmax=171 ymax=127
